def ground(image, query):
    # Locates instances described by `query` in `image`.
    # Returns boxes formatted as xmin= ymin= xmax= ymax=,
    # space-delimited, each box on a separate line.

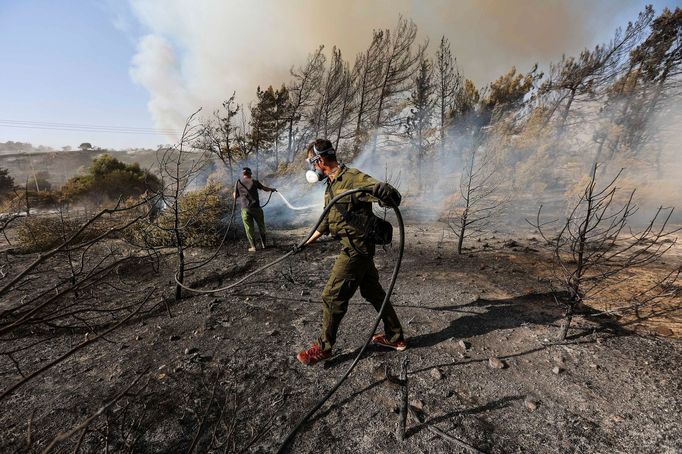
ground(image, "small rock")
xmin=169 ymin=335 xmax=180 ymax=341
xmin=488 ymin=357 xmax=506 ymax=369
xmin=430 ymin=368 xmax=444 ymax=380
xmin=504 ymin=240 xmax=519 ymax=248
xmin=479 ymin=264 xmax=487 ymax=270
xmin=552 ymin=366 xmax=563 ymax=375
xmin=173 ymin=366 xmax=183 ymax=373
xmin=409 ymin=399 xmax=425 ymax=412
xmin=609 ymin=415 xmax=625 ymax=424
xmin=458 ymin=340 xmax=471 ymax=350
xmin=301 ymin=290 xmax=310 ymax=296
xmin=524 ymin=399 xmax=539 ymax=412
xmin=269 ymin=330 xmax=279 ymax=336
xmin=184 ymin=347 xmax=198 ymax=355
xmin=135 ymin=335 xmax=142 ymax=341
xmin=552 ymin=354 xmax=566 ymax=365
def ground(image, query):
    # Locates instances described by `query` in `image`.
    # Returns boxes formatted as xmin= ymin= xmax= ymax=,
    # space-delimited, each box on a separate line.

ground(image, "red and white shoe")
xmin=372 ymin=334 xmax=407 ymax=351
xmin=296 ymin=345 xmax=332 ymax=366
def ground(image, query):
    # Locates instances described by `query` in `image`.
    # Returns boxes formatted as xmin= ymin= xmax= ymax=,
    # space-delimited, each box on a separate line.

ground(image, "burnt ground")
xmin=1 ymin=222 xmax=681 ymax=453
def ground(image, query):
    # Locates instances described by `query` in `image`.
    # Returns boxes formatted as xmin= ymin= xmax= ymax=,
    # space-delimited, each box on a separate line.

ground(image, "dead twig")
xmin=396 ymin=356 xmax=409 ymax=442
xmin=187 ymin=369 xmax=220 ymax=454
xmin=408 ymin=406 xmax=486 ymax=454
xmin=41 ymin=369 xmax=150 ymax=454
xmin=0 ymin=287 xmax=156 ymax=402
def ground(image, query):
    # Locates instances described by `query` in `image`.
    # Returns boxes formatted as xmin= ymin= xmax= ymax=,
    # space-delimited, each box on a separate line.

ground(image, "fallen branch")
xmin=0 ymin=195 xmax=155 ymax=298
xmin=396 ymin=356 xmax=409 ymax=442
xmin=41 ymin=369 xmax=150 ymax=453
xmin=0 ymin=287 xmax=156 ymax=402
xmin=408 ymin=406 xmax=486 ymax=454
xmin=187 ymin=371 xmax=220 ymax=454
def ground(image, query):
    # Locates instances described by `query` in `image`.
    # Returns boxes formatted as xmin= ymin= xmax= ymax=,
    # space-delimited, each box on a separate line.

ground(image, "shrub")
xmin=60 ymin=154 xmax=160 ymax=204
xmin=0 ymin=168 xmax=15 ymax=197
xmin=16 ymin=215 xmax=107 ymax=253
xmin=128 ymin=183 xmax=230 ymax=247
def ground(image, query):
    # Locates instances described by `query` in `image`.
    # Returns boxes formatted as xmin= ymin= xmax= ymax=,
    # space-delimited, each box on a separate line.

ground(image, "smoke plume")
xmin=127 ymin=0 xmax=638 ymax=138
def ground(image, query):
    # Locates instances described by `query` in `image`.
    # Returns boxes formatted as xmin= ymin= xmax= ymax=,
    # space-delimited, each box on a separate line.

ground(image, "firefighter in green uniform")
xmin=296 ymin=139 xmax=406 ymax=366
xmin=233 ymin=167 xmax=276 ymax=252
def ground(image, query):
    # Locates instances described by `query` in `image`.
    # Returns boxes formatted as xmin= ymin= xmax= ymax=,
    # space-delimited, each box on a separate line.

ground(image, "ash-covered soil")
xmin=1 ymin=223 xmax=680 ymax=453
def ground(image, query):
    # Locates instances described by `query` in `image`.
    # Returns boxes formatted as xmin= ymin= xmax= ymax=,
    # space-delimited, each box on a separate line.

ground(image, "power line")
xmin=0 ymin=119 xmax=181 ymax=133
xmin=0 ymin=123 xmax=175 ymax=136
xmin=0 ymin=119 xmax=182 ymax=135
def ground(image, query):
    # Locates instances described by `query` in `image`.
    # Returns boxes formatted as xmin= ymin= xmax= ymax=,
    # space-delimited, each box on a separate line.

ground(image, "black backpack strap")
xmin=238 ymin=179 xmax=255 ymax=203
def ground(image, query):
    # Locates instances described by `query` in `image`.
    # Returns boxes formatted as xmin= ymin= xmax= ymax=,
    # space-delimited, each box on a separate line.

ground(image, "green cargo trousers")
xmin=316 ymin=249 xmax=404 ymax=352
xmin=240 ymin=207 xmax=266 ymax=248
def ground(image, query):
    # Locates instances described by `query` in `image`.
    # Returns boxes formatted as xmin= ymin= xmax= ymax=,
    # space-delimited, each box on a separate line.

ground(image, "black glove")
xmin=372 ymin=182 xmax=402 ymax=207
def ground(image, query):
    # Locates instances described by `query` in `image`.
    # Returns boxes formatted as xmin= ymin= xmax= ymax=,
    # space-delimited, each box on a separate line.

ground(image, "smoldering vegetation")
xmin=0 ymin=5 xmax=681 ymax=453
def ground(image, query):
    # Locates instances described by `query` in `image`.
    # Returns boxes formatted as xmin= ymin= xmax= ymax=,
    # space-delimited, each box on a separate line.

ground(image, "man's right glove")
xmin=372 ymin=182 xmax=402 ymax=207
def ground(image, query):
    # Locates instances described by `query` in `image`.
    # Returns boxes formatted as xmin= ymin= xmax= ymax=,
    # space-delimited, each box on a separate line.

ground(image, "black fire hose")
xmin=174 ymin=188 xmax=405 ymax=452
xmin=184 ymin=189 xmax=274 ymax=272
xmin=183 ymin=196 xmax=238 ymax=272
xmin=277 ymin=188 xmax=404 ymax=453
xmin=175 ymin=187 xmax=402 ymax=296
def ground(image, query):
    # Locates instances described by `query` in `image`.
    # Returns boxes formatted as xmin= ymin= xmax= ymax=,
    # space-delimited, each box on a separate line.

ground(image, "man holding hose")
xmin=296 ymin=139 xmax=406 ymax=366
xmin=233 ymin=167 xmax=276 ymax=252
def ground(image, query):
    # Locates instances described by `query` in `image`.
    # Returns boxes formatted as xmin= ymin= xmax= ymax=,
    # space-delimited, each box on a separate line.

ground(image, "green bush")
xmin=60 ymin=154 xmax=160 ymax=204
xmin=0 ymin=168 xmax=15 ymax=197
xmin=128 ymin=183 xmax=230 ymax=247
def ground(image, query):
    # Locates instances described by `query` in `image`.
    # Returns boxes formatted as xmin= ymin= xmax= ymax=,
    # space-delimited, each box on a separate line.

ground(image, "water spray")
xmin=275 ymin=191 xmax=322 ymax=211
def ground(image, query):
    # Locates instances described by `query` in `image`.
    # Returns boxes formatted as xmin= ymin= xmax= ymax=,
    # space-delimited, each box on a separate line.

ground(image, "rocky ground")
xmin=1 ymin=222 xmax=680 ymax=453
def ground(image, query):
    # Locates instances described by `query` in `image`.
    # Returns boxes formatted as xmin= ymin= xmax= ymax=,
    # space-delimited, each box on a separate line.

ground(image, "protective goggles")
xmin=306 ymin=155 xmax=322 ymax=166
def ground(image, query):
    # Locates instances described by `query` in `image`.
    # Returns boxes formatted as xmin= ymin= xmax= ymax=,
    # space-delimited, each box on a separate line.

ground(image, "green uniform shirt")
xmin=319 ymin=165 xmax=381 ymax=256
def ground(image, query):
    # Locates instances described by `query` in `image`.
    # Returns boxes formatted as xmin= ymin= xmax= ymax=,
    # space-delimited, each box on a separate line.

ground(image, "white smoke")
xmin=125 ymin=0 xmax=639 ymax=140
xmin=130 ymin=34 xmax=197 ymax=136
